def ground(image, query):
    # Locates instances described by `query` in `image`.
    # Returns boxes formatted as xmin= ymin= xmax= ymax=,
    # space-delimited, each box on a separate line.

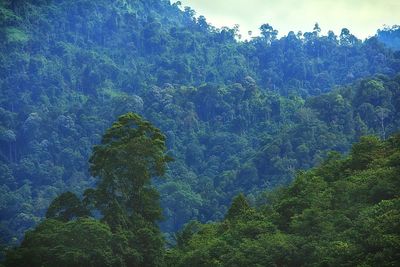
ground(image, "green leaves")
xmin=6 ymin=113 xmax=169 ymax=266
xmin=168 ymin=134 xmax=400 ymax=267
xmin=4 ymin=28 xmax=29 ymax=44
xmin=225 ymin=193 xmax=251 ymax=221
xmin=5 ymin=218 xmax=115 ymax=267
xmin=46 ymin=191 xmax=88 ymax=222
xmin=350 ymin=135 xmax=383 ymax=170
xmin=355 ymin=199 xmax=400 ymax=266
xmin=87 ymin=112 xmax=171 ymax=226
xmin=1 ymin=0 xmax=400 ymax=261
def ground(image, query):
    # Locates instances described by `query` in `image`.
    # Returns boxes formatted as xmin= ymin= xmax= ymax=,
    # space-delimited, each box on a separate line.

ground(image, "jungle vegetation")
xmin=0 ymin=0 xmax=399 ymax=265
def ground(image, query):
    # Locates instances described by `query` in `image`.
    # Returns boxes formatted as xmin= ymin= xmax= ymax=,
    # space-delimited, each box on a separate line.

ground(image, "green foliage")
xmin=5 ymin=113 xmax=169 ymax=267
xmin=5 ymin=218 xmax=116 ymax=267
xmin=0 ymin=0 xmax=400 ymax=255
xmin=45 ymin=191 xmax=89 ymax=222
xmin=168 ymin=134 xmax=400 ymax=266
xmin=87 ymin=112 xmax=171 ymax=227
xmin=355 ymin=199 xmax=400 ymax=266
xmin=224 ymin=193 xmax=250 ymax=220
xmin=377 ymin=25 xmax=400 ymax=50
xmin=4 ymin=27 xmax=28 ymax=44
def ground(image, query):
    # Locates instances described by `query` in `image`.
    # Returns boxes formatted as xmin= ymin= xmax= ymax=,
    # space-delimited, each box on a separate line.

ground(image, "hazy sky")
xmin=176 ymin=0 xmax=400 ymax=40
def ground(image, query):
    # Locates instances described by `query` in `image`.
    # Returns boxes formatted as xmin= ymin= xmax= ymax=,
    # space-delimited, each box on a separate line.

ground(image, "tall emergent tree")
xmin=5 ymin=113 xmax=171 ymax=267
xmin=87 ymin=112 xmax=172 ymax=229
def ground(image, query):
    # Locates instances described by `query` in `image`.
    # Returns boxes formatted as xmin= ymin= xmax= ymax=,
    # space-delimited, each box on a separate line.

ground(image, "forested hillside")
xmin=5 ymin=113 xmax=171 ymax=267
xmin=0 ymin=0 xmax=400 ymax=253
xmin=378 ymin=25 xmax=400 ymax=51
xmin=4 ymin=118 xmax=400 ymax=266
xmin=166 ymin=134 xmax=400 ymax=267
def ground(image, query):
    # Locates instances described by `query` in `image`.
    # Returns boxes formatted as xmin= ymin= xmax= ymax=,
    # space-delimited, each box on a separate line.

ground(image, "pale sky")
xmin=175 ymin=0 xmax=400 ymax=40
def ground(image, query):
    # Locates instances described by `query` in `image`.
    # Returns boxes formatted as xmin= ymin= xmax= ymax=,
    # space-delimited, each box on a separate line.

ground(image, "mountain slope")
xmin=0 ymin=0 xmax=400 ymax=249
xmin=166 ymin=134 xmax=400 ymax=266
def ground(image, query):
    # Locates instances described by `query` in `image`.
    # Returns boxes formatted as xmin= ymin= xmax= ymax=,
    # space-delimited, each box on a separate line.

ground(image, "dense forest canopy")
xmin=0 ymin=0 xmax=400 ymax=262
xmin=5 ymin=113 xmax=170 ymax=267
xmin=377 ymin=25 xmax=400 ymax=51
xmin=166 ymin=134 xmax=400 ymax=267
xmin=4 ymin=117 xmax=400 ymax=266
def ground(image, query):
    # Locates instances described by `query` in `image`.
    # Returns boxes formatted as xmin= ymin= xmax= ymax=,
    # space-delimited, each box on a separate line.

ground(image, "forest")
xmin=0 ymin=0 xmax=399 ymax=266
xmin=4 ymin=114 xmax=400 ymax=266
